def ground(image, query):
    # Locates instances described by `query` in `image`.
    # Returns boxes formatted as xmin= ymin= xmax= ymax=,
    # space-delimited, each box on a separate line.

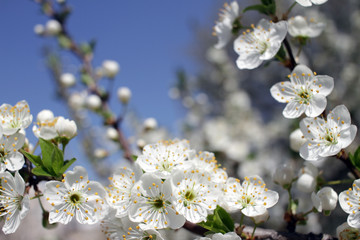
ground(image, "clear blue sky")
xmin=0 ymin=0 xmax=220 ymax=131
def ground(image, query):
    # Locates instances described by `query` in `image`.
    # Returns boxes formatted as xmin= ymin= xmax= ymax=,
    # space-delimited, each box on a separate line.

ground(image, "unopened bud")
xmin=297 ymin=173 xmax=316 ymax=193
xmin=106 ymin=127 xmax=119 ymax=140
xmin=273 ymin=164 xmax=295 ymax=187
xmin=55 ymin=117 xmax=77 ymax=139
xmin=117 ymin=87 xmax=131 ymax=104
xmin=137 ymin=139 xmax=146 ymax=149
xmin=252 ymin=210 xmax=269 ymax=224
xmin=37 ymin=110 xmax=54 ymax=123
xmin=143 ymin=118 xmax=157 ymax=130
xmin=45 ymin=20 xmax=62 ymax=35
xmin=102 ymin=60 xmax=120 ymax=78
xmin=290 ymin=129 xmax=306 ymax=152
xmin=311 ymin=187 xmax=338 ymax=212
xmin=94 ymin=148 xmax=108 ymax=159
xmin=60 ymin=73 xmax=76 ymax=87
xmin=34 ymin=24 xmax=45 ymax=35
xmin=86 ymin=95 xmax=102 ymax=110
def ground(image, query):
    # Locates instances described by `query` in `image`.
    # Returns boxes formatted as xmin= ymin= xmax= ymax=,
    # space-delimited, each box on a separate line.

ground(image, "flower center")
xmin=69 ymin=192 xmax=82 ymax=205
xmin=184 ymin=190 xmax=196 ymax=202
xmin=324 ymin=129 xmax=338 ymax=145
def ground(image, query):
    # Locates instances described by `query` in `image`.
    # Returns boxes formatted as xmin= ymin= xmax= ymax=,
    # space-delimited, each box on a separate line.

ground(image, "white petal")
xmin=283 ymin=101 xmax=305 ymax=119
xmin=296 ymin=0 xmax=312 ymax=7
xmin=338 ymin=125 xmax=357 ymax=149
xmin=311 ymin=192 xmax=322 ymax=212
xmin=305 ymin=94 xmax=326 ymax=117
xmin=64 ymin=166 xmax=89 ymax=189
xmin=348 ymin=211 xmax=360 ymax=228
xmin=235 ymin=52 xmax=263 ymax=70
xmin=6 ymin=152 xmax=25 ymax=171
xmin=313 ymin=75 xmax=334 ymax=97
xmin=327 ymin=105 xmax=351 ymax=130
xmin=300 ymin=142 xmax=323 ymax=161
xmin=312 ymin=0 xmax=328 ymax=4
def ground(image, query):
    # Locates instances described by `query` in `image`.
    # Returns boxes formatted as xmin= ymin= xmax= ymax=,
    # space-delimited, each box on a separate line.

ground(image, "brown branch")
xmin=35 ymin=0 xmax=133 ymax=163
xmin=283 ymin=38 xmax=297 ymax=71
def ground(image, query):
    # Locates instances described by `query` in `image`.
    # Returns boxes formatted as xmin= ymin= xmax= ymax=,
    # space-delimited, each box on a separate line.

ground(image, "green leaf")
xmin=39 ymin=138 xmax=56 ymax=173
xmin=243 ymin=4 xmax=269 ymax=14
xmin=198 ymin=206 xmax=234 ymax=234
xmin=132 ymin=155 xmax=138 ymax=161
xmin=261 ymin=0 xmax=275 ymax=5
xmin=21 ymin=150 xmax=42 ymax=167
xmin=51 ymin=145 xmax=64 ymax=175
xmin=32 ymin=166 xmax=53 ymax=177
xmin=60 ymin=158 xmax=77 ymax=174
xmin=349 ymin=146 xmax=360 ymax=171
xmin=81 ymin=73 xmax=94 ymax=85
xmin=214 ymin=206 xmax=234 ymax=232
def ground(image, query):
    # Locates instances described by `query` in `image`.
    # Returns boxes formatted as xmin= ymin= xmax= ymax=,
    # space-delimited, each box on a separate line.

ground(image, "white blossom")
xmin=129 ymin=173 xmax=185 ymax=229
xmin=0 ymin=100 xmax=33 ymax=136
xmin=34 ymin=24 xmax=45 ymax=35
xmin=117 ymin=87 xmax=132 ymax=104
xmin=136 ymin=139 xmax=190 ymax=179
xmin=44 ymin=166 xmax=107 ymax=224
xmin=102 ymin=60 xmax=120 ymax=78
xmin=288 ymin=16 xmax=325 ymax=38
xmin=86 ymin=95 xmax=102 ymax=110
xmin=170 ymin=168 xmax=218 ymax=223
xmin=213 ymin=1 xmax=240 ymax=49
xmin=311 ymin=187 xmax=338 ymax=212
xmin=143 ymin=118 xmax=158 ymax=130
xmin=0 ymin=132 xmax=25 ymax=172
xmin=300 ymin=105 xmax=357 ymax=161
xmin=0 ymin=171 xmax=30 ymax=234
xmin=195 ymin=232 xmax=241 ymax=240
xmin=32 ymin=110 xmax=58 ymax=140
xmin=60 ymin=73 xmax=76 ymax=87
xmin=273 ymin=164 xmax=295 ymax=187
xmin=101 ymin=210 xmax=164 ymax=240
xmin=45 ymin=19 xmax=62 ymax=35
xmin=270 ymin=65 xmax=334 ymax=119
xmin=296 ymin=162 xmax=318 ymax=193
xmin=252 ymin=210 xmax=269 ymax=224
xmin=106 ymin=127 xmax=119 ymax=140
xmin=55 ymin=116 xmax=77 ymax=139
xmin=105 ymin=167 xmax=137 ymax=218
xmin=222 ymin=176 xmax=279 ymax=217
xmin=339 ymin=179 xmax=360 ymax=228
xmin=295 ymin=0 xmax=328 ymax=7
xmin=233 ymin=19 xmax=288 ymax=69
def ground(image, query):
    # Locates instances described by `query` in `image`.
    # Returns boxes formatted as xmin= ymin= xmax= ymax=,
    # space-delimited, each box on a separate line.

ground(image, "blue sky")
xmin=0 ymin=0 xmax=219 ymax=130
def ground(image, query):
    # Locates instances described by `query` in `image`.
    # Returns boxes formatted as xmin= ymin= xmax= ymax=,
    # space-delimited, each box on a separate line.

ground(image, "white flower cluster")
xmin=100 ymin=139 xmax=279 ymax=239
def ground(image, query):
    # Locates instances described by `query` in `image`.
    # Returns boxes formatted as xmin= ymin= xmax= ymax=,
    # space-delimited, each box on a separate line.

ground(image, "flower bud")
xmin=136 ymin=139 xmax=146 ymax=149
xmin=252 ymin=210 xmax=269 ymax=224
xmin=311 ymin=187 xmax=338 ymax=212
xmin=143 ymin=118 xmax=157 ymax=130
xmin=297 ymin=173 xmax=316 ymax=193
xmin=289 ymin=128 xmax=306 ymax=152
xmin=300 ymin=162 xmax=318 ymax=177
xmin=273 ymin=164 xmax=295 ymax=187
xmin=86 ymin=95 xmax=102 ymax=110
xmin=55 ymin=117 xmax=77 ymax=139
xmin=69 ymin=92 xmax=85 ymax=110
xmin=117 ymin=87 xmax=131 ymax=104
xmin=102 ymin=60 xmax=120 ymax=78
xmin=34 ymin=24 xmax=45 ymax=35
xmin=37 ymin=110 xmax=54 ymax=123
xmin=94 ymin=148 xmax=108 ymax=159
xmin=106 ymin=127 xmax=118 ymax=140
xmin=45 ymin=19 xmax=62 ymax=35
xmin=60 ymin=73 xmax=76 ymax=87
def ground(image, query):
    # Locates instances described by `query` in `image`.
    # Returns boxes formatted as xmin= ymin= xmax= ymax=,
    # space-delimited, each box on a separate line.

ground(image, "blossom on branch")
xmin=44 ymin=166 xmax=107 ymax=224
xmin=0 ymin=132 xmax=25 ymax=172
xmin=299 ymin=105 xmax=357 ymax=161
xmin=222 ymin=176 xmax=279 ymax=217
xmin=270 ymin=65 xmax=334 ymax=119
xmin=288 ymin=16 xmax=325 ymax=38
xmin=295 ymin=0 xmax=328 ymax=7
xmin=213 ymin=1 xmax=240 ymax=49
xmin=339 ymin=179 xmax=360 ymax=228
xmin=0 ymin=100 xmax=33 ymax=136
xmin=233 ymin=19 xmax=288 ymax=69
xmin=0 ymin=171 xmax=29 ymax=234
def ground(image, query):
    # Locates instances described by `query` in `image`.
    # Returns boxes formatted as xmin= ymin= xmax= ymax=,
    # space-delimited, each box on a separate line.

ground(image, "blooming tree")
xmin=1 ymin=0 xmax=360 ymax=239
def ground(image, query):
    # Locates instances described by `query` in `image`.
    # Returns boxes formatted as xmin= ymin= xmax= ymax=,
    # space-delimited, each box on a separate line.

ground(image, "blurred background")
xmin=1 ymin=0 xmax=360 ymax=239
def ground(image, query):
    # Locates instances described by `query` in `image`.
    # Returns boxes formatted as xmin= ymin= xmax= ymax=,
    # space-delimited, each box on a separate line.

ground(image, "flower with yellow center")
xmin=339 ymin=179 xmax=360 ymax=228
xmin=0 ymin=100 xmax=32 ymax=136
xmin=44 ymin=166 xmax=107 ymax=224
xmin=222 ymin=176 xmax=278 ymax=217
xmin=271 ymin=65 xmax=334 ymax=119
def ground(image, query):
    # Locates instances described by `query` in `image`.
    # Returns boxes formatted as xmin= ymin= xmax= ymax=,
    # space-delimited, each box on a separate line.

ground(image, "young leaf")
xmin=214 ymin=206 xmax=234 ymax=232
xmin=32 ymin=166 xmax=53 ymax=177
xmin=39 ymin=138 xmax=55 ymax=171
xmin=20 ymin=150 xmax=42 ymax=167
xmin=51 ymin=145 xmax=64 ymax=176
xmin=60 ymin=158 xmax=77 ymax=174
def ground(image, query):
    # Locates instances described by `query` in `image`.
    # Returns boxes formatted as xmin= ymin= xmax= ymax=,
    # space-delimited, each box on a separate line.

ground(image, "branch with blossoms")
xmin=2 ymin=0 xmax=360 ymax=239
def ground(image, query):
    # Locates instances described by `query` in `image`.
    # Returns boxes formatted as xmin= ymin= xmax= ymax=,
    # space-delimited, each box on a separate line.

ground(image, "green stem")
xmin=37 ymin=197 xmax=46 ymax=212
xmin=251 ymin=224 xmax=257 ymax=239
xmin=302 ymin=207 xmax=316 ymax=217
xmin=287 ymin=188 xmax=292 ymax=212
xmin=31 ymin=141 xmax=40 ymax=154
xmin=31 ymin=194 xmax=44 ymax=200
xmin=326 ymin=179 xmax=353 ymax=185
xmin=285 ymin=2 xmax=297 ymax=18
xmin=296 ymin=44 xmax=303 ymax=58
xmin=239 ymin=213 xmax=245 ymax=226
